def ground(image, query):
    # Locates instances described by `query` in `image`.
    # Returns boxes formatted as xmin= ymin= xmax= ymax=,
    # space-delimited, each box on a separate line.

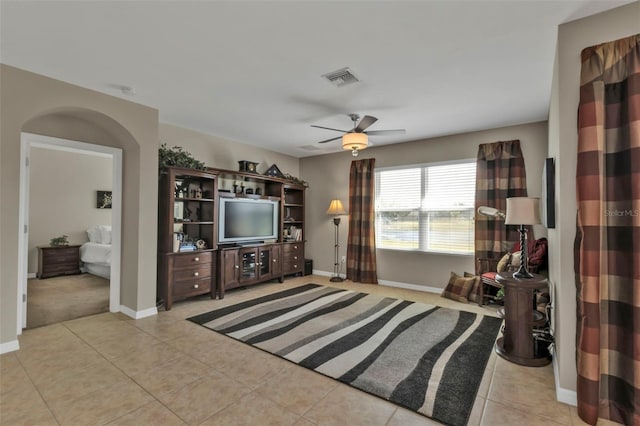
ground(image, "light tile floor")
xmin=0 ymin=275 xmax=586 ymax=425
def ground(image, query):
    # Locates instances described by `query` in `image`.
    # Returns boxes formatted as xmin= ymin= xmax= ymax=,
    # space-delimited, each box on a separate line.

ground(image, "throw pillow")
xmin=87 ymin=226 xmax=100 ymax=243
xmin=510 ymin=251 xmax=521 ymax=268
xmin=496 ymin=253 xmax=511 ymax=272
xmin=441 ymin=272 xmax=475 ymax=303
xmin=99 ymin=225 xmax=112 ymax=245
xmin=464 ymin=272 xmax=481 ymax=304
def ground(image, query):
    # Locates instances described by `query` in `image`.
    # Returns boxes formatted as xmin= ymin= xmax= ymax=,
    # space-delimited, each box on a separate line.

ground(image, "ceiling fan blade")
xmin=311 ymin=125 xmax=348 ymax=133
xmin=355 ymin=115 xmax=378 ymax=132
xmin=365 ymin=129 xmax=406 ymax=136
xmin=317 ymin=135 xmax=343 ymax=144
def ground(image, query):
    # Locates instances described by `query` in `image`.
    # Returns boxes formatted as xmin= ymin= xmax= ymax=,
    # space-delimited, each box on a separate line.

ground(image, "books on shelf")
xmin=287 ymin=226 xmax=303 ymax=241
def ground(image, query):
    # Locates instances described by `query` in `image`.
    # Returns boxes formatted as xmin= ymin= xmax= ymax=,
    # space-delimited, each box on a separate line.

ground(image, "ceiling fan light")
xmin=342 ymin=132 xmax=368 ymax=155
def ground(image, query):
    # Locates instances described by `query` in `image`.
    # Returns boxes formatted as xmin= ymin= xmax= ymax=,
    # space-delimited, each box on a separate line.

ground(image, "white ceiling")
xmin=1 ymin=1 xmax=634 ymax=158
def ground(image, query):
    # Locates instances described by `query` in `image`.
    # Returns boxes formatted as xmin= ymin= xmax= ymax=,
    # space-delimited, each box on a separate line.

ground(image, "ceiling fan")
xmin=311 ymin=114 xmax=406 ymax=156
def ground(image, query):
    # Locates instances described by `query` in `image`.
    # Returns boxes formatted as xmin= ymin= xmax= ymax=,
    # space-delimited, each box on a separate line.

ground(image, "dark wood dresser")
xmin=159 ymin=251 xmax=216 ymax=310
xmin=37 ymin=245 xmax=81 ymax=279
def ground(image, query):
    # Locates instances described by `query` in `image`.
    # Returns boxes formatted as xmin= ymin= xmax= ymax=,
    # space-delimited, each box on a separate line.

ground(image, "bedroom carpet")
xmin=189 ymin=283 xmax=502 ymax=426
xmin=27 ymin=273 xmax=109 ymax=328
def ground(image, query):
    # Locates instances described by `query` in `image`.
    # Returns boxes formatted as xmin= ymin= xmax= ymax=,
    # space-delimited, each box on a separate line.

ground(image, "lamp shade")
xmin=505 ymin=197 xmax=541 ymax=225
xmin=342 ymin=132 xmax=368 ymax=152
xmin=326 ymin=199 xmax=347 ymax=216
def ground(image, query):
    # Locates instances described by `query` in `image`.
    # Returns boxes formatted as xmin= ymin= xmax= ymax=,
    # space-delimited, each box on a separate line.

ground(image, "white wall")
xmin=28 ymin=147 xmax=112 ymax=273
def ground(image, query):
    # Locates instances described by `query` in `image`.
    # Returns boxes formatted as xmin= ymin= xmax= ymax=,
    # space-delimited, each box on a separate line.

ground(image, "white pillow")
xmin=87 ymin=226 xmax=101 ymax=243
xmin=99 ymin=225 xmax=112 ymax=245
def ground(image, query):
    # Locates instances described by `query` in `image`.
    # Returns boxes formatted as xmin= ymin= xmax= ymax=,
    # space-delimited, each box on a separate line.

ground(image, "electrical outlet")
xmin=341 ymin=255 xmax=346 ymax=263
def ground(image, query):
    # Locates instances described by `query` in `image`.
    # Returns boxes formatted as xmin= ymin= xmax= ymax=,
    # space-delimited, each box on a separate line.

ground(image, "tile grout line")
xmin=59 ymin=319 xmax=191 ymax=425
xmin=12 ymin=352 xmax=62 ymax=425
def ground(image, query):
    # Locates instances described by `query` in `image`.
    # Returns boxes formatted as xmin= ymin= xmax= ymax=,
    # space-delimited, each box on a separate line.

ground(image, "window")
xmin=375 ymin=160 xmax=476 ymax=254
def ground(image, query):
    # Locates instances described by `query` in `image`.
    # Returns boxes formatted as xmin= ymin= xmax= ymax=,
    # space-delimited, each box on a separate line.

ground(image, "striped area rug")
xmin=188 ymin=283 xmax=502 ymax=426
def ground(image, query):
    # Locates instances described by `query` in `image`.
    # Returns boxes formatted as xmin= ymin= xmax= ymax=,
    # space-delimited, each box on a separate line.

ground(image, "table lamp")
xmin=505 ymin=197 xmax=541 ymax=279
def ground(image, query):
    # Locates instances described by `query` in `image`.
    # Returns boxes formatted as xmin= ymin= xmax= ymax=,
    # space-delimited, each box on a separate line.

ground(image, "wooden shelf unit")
xmin=157 ymin=167 xmax=218 ymax=310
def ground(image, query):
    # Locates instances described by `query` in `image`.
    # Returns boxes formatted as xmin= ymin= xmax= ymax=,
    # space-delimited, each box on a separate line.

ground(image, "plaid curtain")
xmin=346 ymin=158 xmax=378 ymax=284
xmin=575 ymin=34 xmax=640 ymax=426
xmin=474 ymin=140 xmax=529 ymax=269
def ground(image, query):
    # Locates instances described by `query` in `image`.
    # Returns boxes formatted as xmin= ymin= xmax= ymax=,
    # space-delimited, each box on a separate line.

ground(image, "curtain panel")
xmin=346 ymin=158 xmax=378 ymax=284
xmin=575 ymin=34 xmax=640 ymax=426
xmin=474 ymin=140 xmax=529 ymax=267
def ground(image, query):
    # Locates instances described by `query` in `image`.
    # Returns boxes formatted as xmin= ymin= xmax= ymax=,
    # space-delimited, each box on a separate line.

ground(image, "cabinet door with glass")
xmin=239 ymin=248 xmax=258 ymax=284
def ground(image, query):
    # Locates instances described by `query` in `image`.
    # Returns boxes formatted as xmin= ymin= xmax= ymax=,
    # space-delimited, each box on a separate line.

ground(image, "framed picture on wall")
xmin=97 ymin=190 xmax=112 ymax=209
xmin=542 ymin=158 xmax=555 ymax=228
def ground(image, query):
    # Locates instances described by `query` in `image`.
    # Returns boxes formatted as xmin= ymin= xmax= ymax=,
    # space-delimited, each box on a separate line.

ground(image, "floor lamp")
xmin=505 ymin=197 xmax=541 ymax=279
xmin=326 ymin=199 xmax=347 ymax=282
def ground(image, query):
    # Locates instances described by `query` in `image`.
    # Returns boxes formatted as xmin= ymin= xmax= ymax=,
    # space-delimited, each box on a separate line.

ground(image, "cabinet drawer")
xmin=283 ymin=243 xmax=303 ymax=254
xmin=284 ymin=261 xmax=303 ymax=273
xmin=42 ymin=263 xmax=80 ymax=273
xmin=285 ymin=252 xmax=303 ymax=262
xmin=171 ymin=252 xmax=212 ymax=268
xmin=173 ymin=265 xmax=212 ymax=282
xmin=172 ymin=278 xmax=211 ymax=298
xmin=42 ymin=247 xmax=78 ymax=258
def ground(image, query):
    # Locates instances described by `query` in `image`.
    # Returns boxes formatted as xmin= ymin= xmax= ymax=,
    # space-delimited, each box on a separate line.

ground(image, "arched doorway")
xmin=18 ymin=132 xmax=123 ymax=328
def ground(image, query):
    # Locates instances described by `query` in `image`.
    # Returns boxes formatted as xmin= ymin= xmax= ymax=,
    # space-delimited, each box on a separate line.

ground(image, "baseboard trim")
xmin=0 ymin=340 xmax=20 ymax=354
xmin=27 ymin=272 xmax=36 ymax=279
xmin=553 ymin=349 xmax=577 ymax=406
xmin=312 ymin=270 xmax=442 ymax=295
xmin=379 ymin=279 xmax=442 ymax=294
xmin=119 ymin=305 xmax=157 ymax=320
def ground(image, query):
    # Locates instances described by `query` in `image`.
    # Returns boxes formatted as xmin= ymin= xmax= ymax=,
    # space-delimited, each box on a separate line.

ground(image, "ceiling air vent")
xmin=322 ymin=67 xmax=360 ymax=87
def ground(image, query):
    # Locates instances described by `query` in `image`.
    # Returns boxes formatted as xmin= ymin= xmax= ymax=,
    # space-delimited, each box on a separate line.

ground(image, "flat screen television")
xmin=218 ymin=197 xmax=279 ymax=244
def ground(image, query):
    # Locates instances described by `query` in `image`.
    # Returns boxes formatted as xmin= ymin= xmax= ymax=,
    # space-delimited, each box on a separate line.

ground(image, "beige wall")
xmin=160 ymin=123 xmax=300 ymax=177
xmin=1 ymin=65 xmax=159 ymax=347
xmin=548 ymin=1 xmax=640 ymax=396
xmin=27 ymin=147 xmax=112 ymax=274
xmin=301 ymin=121 xmax=548 ymax=288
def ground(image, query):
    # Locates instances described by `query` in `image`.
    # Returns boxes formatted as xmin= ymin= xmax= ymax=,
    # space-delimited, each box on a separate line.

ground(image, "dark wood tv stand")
xmin=217 ymin=242 xmax=284 ymax=298
xmin=208 ymin=167 xmax=306 ymax=299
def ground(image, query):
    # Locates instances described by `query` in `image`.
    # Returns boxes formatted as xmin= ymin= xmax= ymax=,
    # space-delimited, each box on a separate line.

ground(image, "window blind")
xmin=375 ymin=160 xmax=476 ymax=254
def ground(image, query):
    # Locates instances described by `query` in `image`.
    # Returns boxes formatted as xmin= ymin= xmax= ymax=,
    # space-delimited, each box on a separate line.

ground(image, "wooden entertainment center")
xmin=158 ymin=166 xmax=305 ymax=309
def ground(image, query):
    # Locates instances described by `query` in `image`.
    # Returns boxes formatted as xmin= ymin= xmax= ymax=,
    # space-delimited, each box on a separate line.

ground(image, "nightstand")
xmin=37 ymin=245 xmax=81 ymax=279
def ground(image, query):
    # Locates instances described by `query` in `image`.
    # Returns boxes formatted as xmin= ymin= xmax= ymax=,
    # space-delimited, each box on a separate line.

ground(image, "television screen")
xmin=219 ymin=198 xmax=279 ymax=243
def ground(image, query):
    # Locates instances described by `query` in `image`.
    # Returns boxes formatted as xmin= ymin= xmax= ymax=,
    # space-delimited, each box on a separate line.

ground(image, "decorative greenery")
xmin=50 ymin=235 xmax=69 ymax=246
xmin=159 ymin=143 xmax=205 ymax=173
xmin=496 ymin=288 xmax=505 ymax=300
xmin=283 ymin=173 xmax=309 ymax=187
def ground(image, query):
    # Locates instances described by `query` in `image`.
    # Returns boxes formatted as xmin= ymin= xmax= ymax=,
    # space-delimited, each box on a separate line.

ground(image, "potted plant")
xmin=158 ymin=143 xmax=205 ymax=174
xmin=50 ymin=235 xmax=69 ymax=246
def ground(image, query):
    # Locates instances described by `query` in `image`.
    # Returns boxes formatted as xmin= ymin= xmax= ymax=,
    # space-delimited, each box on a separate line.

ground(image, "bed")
xmin=80 ymin=225 xmax=112 ymax=279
